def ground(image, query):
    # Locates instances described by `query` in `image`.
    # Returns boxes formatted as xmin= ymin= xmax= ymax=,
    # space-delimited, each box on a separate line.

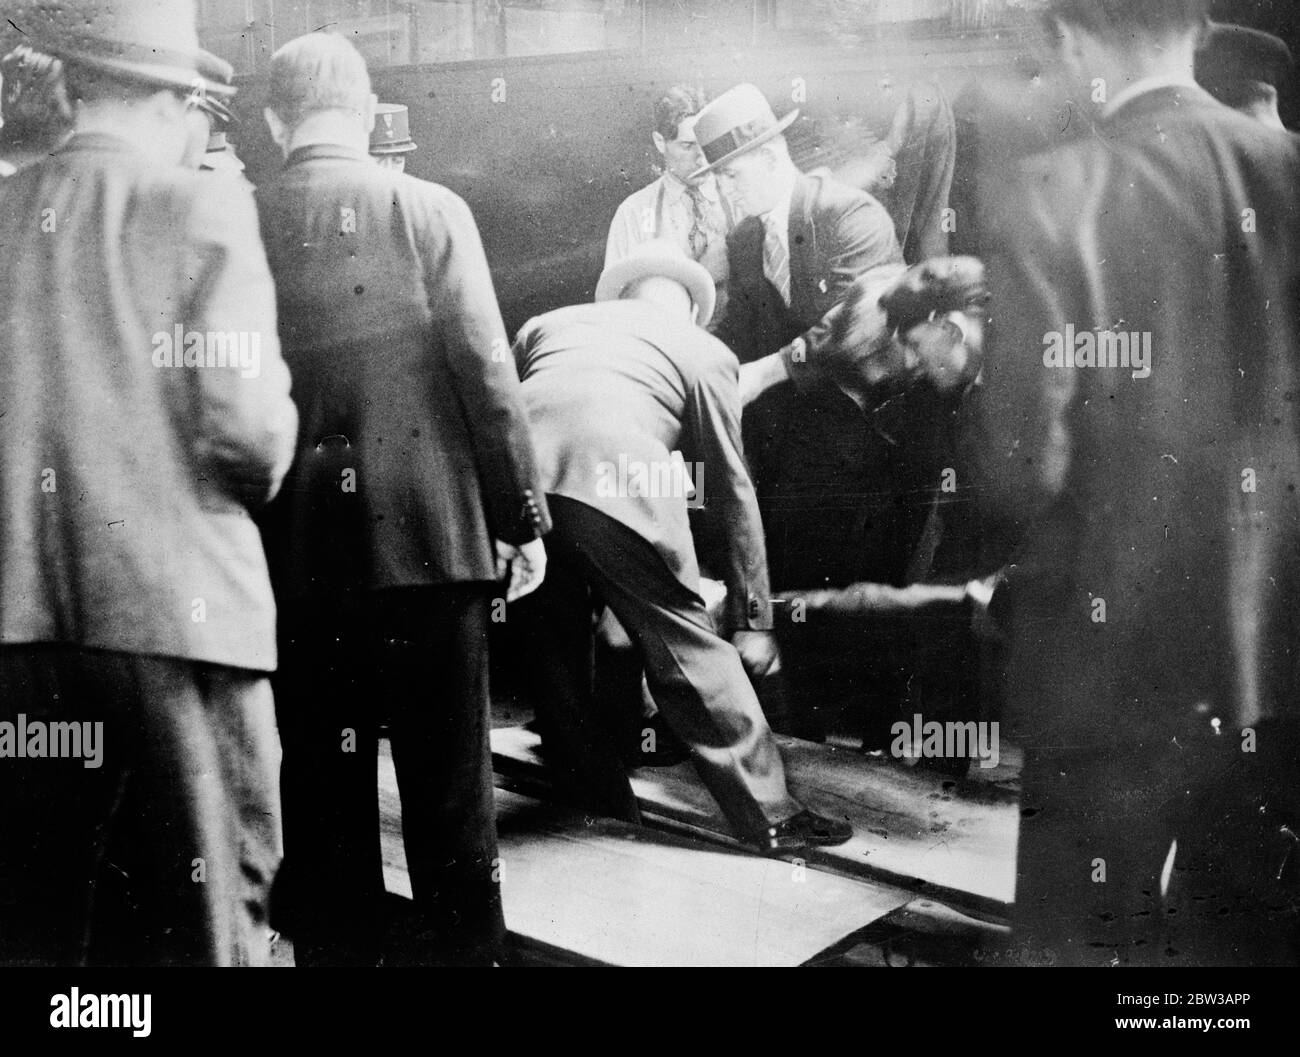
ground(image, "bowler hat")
xmin=21 ymin=0 xmax=235 ymax=99
xmin=595 ymin=238 xmax=716 ymax=327
xmin=688 ymin=83 xmax=797 ymax=180
xmin=370 ymin=103 xmax=417 ymax=155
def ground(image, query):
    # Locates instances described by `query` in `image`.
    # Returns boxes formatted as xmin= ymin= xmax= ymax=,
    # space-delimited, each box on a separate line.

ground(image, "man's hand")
xmin=731 ymin=629 xmax=782 ymax=682
xmin=495 ymin=537 xmax=547 ymax=603
xmin=739 ymin=354 xmax=791 ymax=407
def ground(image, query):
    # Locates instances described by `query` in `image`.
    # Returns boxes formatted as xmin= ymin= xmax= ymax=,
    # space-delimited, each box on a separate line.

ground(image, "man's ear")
xmin=652 ymin=130 xmax=666 ymax=157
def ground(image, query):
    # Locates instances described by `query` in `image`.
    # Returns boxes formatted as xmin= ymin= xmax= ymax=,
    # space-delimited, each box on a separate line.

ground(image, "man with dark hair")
xmin=977 ymin=0 xmax=1300 ymax=964
xmin=1197 ymin=21 xmax=1293 ymax=129
xmin=0 ymin=44 xmax=73 ymax=175
xmin=256 ymin=31 xmax=549 ymax=967
xmin=0 ymin=0 xmax=298 ymax=965
xmin=606 ymin=84 xmax=735 ymax=317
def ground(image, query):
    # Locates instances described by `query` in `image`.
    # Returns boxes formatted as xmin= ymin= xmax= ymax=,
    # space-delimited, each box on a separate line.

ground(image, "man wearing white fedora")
xmin=0 ymin=0 xmax=297 ymax=965
xmin=697 ymin=83 xmax=909 ymax=596
xmin=512 ymin=239 xmax=852 ymax=852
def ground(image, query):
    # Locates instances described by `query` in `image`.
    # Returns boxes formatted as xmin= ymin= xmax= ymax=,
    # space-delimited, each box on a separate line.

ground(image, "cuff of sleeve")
xmin=780 ymin=335 xmax=813 ymax=391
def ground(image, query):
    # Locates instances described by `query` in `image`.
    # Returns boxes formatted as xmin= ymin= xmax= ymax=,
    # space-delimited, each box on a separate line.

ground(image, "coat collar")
xmin=284 ymin=142 xmax=373 ymax=168
xmin=1099 ymin=82 xmax=1218 ymax=129
xmin=58 ymin=131 xmax=148 ymax=157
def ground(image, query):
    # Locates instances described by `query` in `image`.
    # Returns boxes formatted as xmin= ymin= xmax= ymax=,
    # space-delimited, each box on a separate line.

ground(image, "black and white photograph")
xmin=0 ymin=0 xmax=1297 ymax=1038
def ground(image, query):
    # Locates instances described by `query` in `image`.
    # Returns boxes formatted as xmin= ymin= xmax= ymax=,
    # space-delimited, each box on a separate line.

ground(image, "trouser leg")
xmin=275 ymin=605 xmax=383 ymax=965
xmin=513 ymin=543 xmax=642 ymax=823
xmin=379 ymin=586 xmax=508 ymax=965
xmin=0 ymin=646 xmax=129 ymax=965
xmin=0 ymin=645 xmax=279 ymax=967
xmin=125 ymin=658 xmax=281 ymax=967
xmin=548 ymin=497 xmax=801 ymax=838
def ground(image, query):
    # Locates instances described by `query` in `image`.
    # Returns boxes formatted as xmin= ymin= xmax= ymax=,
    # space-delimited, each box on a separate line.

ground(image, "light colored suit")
xmin=0 ymin=130 xmax=296 ymax=966
xmin=0 ymin=132 xmax=297 ymax=671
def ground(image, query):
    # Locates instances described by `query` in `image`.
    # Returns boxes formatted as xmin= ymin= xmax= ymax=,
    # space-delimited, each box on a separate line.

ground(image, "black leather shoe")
xmin=753 ymin=809 xmax=852 ymax=852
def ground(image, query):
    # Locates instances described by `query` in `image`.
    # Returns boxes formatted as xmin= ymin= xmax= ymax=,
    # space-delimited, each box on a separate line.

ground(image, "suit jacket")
xmin=711 ymin=170 xmax=915 ymax=591
xmin=255 ymin=144 xmax=549 ymax=602
xmin=514 ymin=300 xmax=772 ymax=630
xmin=977 ymin=85 xmax=1300 ymax=748
xmin=712 ymin=170 xmax=903 ymax=367
xmin=0 ymin=133 xmax=298 ymax=671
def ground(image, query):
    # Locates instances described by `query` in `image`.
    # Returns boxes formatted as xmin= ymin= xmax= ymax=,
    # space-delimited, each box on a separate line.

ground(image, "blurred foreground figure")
xmin=978 ymin=0 xmax=1300 ymax=965
xmin=512 ymin=240 xmax=851 ymax=852
xmin=368 ymin=102 xmax=416 ymax=172
xmin=0 ymin=0 xmax=298 ymax=965
xmin=1196 ymin=21 xmax=1294 ymax=130
xmin=255 ymin=33 xmax=549 ymax=966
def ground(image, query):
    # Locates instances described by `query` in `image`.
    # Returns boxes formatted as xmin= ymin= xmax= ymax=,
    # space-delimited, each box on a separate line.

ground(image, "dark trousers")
xmin=515 ymin=496 xmax=800 ymax=838
xmin=1002 ymin=725 xmax=1300 ymax=966
xmin=0 ymin=645 xmax=280 ymax=966
xmin=274 ymin=585 xmax=503 ymax=966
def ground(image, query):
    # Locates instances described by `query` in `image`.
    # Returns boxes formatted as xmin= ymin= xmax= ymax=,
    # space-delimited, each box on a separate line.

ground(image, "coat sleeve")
xmin=680 ymin=342 xmax=773 ymax=631
xmin=418 ymin=187 xmax=551 ymax=544
xmin=182 ymin=176 xmax=298 ymax=510
xmin=785 ymin=189 xmax=906 ymax=390
xmin=970 ymin=159 xmax=1079 ymax=557
xmin=604 ymin=195 xmax=642 ymax=269
xmin=708 ymin=221 xmax=760 ymax=360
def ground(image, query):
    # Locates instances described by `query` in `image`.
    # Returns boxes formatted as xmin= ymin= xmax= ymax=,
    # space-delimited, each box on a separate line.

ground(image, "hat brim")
xmin=370 ymin=141 xmax=417 ymax=155
xmin=52 ymin=48 xmax=236 ymax=97
xmin=689 ymin=108 xmax=798 ymax=181
xmin=595 ymin=252 xmax=717 ymax=328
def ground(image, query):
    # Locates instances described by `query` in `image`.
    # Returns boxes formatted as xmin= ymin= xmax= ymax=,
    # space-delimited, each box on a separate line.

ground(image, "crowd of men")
xmin=0 ymin=0 xmax=1298 ymax=968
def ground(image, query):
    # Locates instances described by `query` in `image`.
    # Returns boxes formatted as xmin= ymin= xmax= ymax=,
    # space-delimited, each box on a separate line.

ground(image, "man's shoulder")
xmin=802 ymin=171 xmax=881 ymax=217
xmin=613 ymin=177 xmax=661 ymax=215
xmin=800 ymin=171 xmax=896 ymax=240
xmin=1004 ymin=100 xmax=1300 ymax=235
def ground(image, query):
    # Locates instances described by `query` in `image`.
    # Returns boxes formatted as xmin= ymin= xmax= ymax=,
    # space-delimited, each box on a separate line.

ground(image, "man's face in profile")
xmin=658 ymin=115 xmax=707 ymax=185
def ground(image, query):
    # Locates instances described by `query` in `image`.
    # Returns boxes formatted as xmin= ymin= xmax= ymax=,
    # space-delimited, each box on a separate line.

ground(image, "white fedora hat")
xmin=595 ymin=238 xmax=717 ymax=327
xmin=689 ymin=82 xmax=797 ymax=180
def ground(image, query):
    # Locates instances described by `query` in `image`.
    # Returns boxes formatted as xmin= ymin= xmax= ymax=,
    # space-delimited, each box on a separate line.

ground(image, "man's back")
xmin=980 ymin=85 xmax=1300 ymax=741
xmin=515 ymin=299 xmax=741 ymax=592
xmin=255 ymin=144 xmax=541 ymax=597
xmin=0 ymin=133 xmax=296 ymax=669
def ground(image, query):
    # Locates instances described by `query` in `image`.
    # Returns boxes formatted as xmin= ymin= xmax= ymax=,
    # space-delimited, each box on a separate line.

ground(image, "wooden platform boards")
xmin=490 ymin=725 xmax=1018 ymax=920
xmin=378 ymin=746 xmax=913 ymax=966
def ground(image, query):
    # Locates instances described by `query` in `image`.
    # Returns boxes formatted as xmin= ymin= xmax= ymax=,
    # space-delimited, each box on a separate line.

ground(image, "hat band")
xmin=47 ymin=34 xmax=228 ymax=91
xmin=700 ymin=113 xmax=781 ymax=166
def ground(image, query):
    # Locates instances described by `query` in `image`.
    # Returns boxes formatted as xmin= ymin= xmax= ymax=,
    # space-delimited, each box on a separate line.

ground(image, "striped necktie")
xmin=763 ymin=214 xmax=791 ymax=306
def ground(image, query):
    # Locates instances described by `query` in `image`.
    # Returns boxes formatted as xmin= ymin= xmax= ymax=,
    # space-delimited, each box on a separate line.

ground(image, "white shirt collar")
xmin=760 ymin=165 xmax=798 ymax=236
xmin=1101 ymin=73 xmax=1201 ymax=121
xmin=662 ymin=169 xmax=720 ymax=203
